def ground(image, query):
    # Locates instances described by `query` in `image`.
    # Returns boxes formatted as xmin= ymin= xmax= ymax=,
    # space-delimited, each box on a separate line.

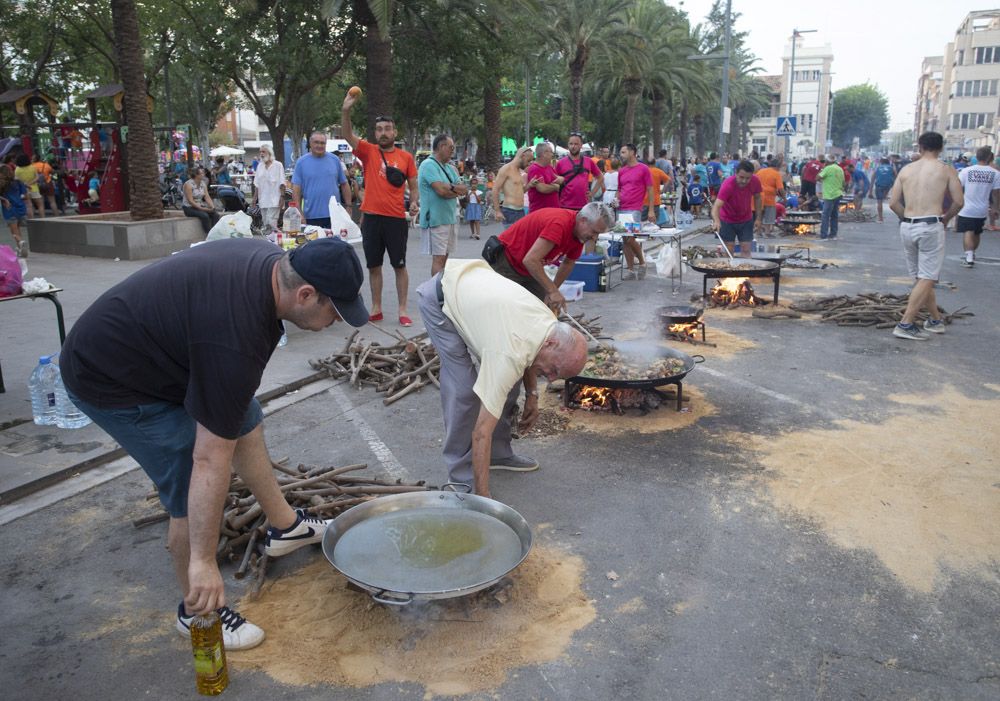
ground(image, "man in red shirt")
xmin=488 ymin=202 xmax=614 ymax=312
xmin=525 ymin=143 xmax=563 ymax=213
xmin=800 ymin=155 xmax=823 ymax=210
xmin=342 ymin=91 xmax=419 ymax=326
xmin=556 ymin=132 xmax=603 ymax=211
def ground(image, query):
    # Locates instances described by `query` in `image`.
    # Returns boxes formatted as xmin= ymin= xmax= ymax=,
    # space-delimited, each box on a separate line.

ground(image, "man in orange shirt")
xmin=32 ymin=154 xmax=59 ymax=216
xmin=342 ymin=92 xmax=419 ymax=327
xmin=756 ymin=159 xmax=784 ymax=237
xmin=643 ymin=158 xmax=672 ymax=224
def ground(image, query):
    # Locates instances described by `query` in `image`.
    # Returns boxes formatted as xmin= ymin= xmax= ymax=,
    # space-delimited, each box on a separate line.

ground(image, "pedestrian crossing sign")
xmin=776 ymin=116 xmax=797 ymax=136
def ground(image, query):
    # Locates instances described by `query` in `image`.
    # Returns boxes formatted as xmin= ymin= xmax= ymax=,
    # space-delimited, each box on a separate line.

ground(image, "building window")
xmin=958 ymin=49 xmax=965 ymax=65
xmin=259 ymin=131 xmax=272 ymax=140
xmin=974 ymin=46 xmax=1000 ymax=64
xmin=955 ymin=79 xmax=999 ymax=97
xmin=950 ymin=113 xmax=995 ymax=129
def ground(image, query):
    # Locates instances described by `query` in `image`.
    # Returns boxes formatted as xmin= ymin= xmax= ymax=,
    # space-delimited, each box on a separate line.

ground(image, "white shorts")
xmin=421 ymin=224 xmax=457 ymax=256
xmin=900 ymin=221 xmax=945 ymax=280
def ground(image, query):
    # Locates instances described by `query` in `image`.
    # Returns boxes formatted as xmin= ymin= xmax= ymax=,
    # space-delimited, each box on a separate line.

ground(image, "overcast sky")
xmin=677 ymin=0 xmax=992 ymax=133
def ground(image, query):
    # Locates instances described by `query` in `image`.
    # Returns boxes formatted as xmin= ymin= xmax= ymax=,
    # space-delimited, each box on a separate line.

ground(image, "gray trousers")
xmin=417 ymin=275 xmax=518 ymax=486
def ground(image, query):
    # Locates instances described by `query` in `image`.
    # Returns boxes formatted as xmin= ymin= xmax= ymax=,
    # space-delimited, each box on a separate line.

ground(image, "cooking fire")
xmin=565 ymin=383 xmax=679 ymax=415
xmin=708 ymin=277 xmax=769 ymax=308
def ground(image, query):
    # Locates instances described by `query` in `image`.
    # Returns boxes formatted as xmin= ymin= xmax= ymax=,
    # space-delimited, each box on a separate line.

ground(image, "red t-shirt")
xmin=555 ymin=156 xmax=601 ymax=209
xmin=353 ymin=139 xmax=416 ymax=219
xmin=801 ymin=160 xmax=822 ymax=183
xmin=525 ymin=162 xmax=561 ymax=212
xmin=717 ymin=174 xmax=762 ymax=223
xmin=498 ymin=208 xmax=582 ymax=276
xmin=839 ymin=163 xmax=852 ymax=185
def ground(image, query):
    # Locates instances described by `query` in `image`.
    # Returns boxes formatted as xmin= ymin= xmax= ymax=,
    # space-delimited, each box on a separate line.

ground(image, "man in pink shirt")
xmin=525 ymin=143 xmax=563 ymax=213
xmin=711 ymin=160 xmax=763 ymax=258
xmin=556 ymin=132 xmax=604 ymax=211
xmin=616 ymin=143 xmax=655 ymax=277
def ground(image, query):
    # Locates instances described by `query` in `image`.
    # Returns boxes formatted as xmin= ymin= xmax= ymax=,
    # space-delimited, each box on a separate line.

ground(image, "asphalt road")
xmin=1 ymin=212 xmax=998 ymax=700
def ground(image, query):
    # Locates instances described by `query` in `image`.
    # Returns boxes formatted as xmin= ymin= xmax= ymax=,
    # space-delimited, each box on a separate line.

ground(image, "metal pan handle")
xmin=691 ymin=354 xmax=706 ymax=364
xmin=371 ymin=590 xmax=413 ymax=606
xmin=442 ymin=482 xmax=472 ymax=493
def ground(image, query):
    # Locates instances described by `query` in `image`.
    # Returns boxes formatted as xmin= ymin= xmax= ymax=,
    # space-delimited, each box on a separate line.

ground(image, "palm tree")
xmin=545 ymin=0 xmax=629 ymax=132
xmin=643 ymin=11 xmax=707 ymax=157
xmin=588 ymin=0 xmax=661 ymax=144
xmin=110 ymin=0 xmax=163 ymax=220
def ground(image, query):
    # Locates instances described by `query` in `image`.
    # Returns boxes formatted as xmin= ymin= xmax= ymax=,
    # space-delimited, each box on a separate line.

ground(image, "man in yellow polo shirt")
xmin=417 ymin=260 xmax=588 ymax=498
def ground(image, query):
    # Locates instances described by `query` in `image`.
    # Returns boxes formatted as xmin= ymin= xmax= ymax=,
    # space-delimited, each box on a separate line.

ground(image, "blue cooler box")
xmin=567 ymin=253 xmax=604 ymax=292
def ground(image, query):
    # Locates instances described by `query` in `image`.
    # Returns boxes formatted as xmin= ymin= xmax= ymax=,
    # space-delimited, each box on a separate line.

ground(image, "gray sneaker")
xmin=623 ymin=269 xmax=637 ymax=280
xmin=923 ymin=319 xmax=946 ymax=334
xmin=490 ymin=454 xmax=539 ymax=472
xmin=892 ymin=323 xmax=929 ymax=341
xmin=18 ymin=240 xmax=28 ymax=258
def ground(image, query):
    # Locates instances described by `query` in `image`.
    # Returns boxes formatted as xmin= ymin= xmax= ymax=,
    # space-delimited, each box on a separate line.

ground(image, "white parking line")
xmin=329 ymin=384 xmax=409 ymax=481
xmin=699 ymin=366 xmax=839 ymax=420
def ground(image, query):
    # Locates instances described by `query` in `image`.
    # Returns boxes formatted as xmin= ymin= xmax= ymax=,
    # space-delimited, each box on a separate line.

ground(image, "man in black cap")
xmin=59 ymin=237 xmax=368 ymax=650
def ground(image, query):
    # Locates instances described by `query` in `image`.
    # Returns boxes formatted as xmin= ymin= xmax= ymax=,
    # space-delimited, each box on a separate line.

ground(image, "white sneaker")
xmin=264 ymin=509 xmax=331 ymax=557
xmin=176 ymin=604 xmax=265 ymax=650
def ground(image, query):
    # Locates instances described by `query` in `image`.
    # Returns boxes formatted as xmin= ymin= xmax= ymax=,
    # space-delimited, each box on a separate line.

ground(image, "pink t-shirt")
xmin=617 ymin=162 xmax=653 ymax=211
xmin=555 ymin=156 xmax=601 ymax=209
xmin=717 ymin=174 xmax=762 ymax=223
xmin=525 ymin=162 xmax=561 ymax=212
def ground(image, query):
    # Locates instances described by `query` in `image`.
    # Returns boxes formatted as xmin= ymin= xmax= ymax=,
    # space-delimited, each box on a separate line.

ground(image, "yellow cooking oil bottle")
xmin=190 ymin=612 xmax=229 ymax=695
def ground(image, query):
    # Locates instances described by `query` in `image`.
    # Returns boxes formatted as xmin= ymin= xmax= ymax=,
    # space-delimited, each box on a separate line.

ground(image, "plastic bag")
xmin=206 ymin=211 xmax=254 ymax=241
xmin=0 ymin=244 xmax=22 ymax=297
xmin=653 ymin=245 xmax=679 ymax=278
xmin=329 ymin=196 xmax=361 ymax=242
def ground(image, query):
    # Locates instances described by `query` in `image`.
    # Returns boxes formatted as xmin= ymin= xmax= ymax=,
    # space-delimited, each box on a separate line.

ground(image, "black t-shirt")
xmin=61 ymin=238 xmax=284 ymax=439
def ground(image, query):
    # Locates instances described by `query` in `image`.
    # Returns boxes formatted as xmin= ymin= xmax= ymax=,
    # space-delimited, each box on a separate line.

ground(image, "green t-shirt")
xmin=818 ymin=164 xmax=845 ymax=201
xmin=417 ymin=157 xmax=460 ymax=228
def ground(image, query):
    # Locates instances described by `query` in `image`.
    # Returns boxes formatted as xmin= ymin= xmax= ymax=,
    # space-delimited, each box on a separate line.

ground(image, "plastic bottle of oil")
xmin=190 ymin=612 xmax=229 ymax=695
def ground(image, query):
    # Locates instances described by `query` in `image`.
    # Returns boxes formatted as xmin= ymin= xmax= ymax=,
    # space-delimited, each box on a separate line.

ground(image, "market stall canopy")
xmin=211 ymin=145 xmax=246 ymax=157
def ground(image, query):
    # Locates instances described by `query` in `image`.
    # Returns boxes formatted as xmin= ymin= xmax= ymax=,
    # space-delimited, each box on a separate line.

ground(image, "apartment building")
xmin=778 ymin=37 xmax=834 ymax=159
xmin=914 ymin=56 xmax=944 ymax=136
xmin=932 ymin=10 xmax=1000 ymax=155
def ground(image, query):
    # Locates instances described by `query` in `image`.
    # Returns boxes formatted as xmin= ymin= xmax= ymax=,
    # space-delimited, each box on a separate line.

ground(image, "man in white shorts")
xmin=956 ymin=145 xmax=1000 ymax=267
xmin=417 ymin=134 xmax=468 ymax=275
xmin=887 ymin=132 xmax=964 ymax=340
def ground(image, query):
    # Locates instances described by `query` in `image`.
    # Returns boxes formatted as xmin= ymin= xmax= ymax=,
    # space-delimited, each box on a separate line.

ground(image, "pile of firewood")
xmin=789 ymin=293 xmax=973 ymax=328
xmin=134 ymin=460 xmax=431 ymax=599
xmin=310 ymin=329 xmax=440 ymax=405
xmin=559 ymin=312 xmax=604 ymax=340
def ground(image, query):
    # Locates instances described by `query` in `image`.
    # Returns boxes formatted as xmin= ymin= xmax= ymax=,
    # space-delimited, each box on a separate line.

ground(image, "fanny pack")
xmin=482 ymin=235 xmax=504 ymax=264
xmin=380 ymin=149 xmax=406 ymax=187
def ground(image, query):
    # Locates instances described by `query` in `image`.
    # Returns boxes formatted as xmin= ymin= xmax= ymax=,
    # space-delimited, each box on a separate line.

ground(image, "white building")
xmin=937 ymin=10 xmax=1000 ymax=155
xmin=777 ymin=37 xmax=834 ymax=160
xmin=746 ymin=75 xmax=783 ymax=157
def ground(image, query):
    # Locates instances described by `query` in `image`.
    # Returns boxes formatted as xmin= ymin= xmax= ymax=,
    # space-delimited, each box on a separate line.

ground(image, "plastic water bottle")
xmin=283 ymin=203 xmax=302 ymax=247
xmin=54 ymin=373 xmax=91 ymax=429
xmin=277 ymin=333 xmax=288 ymax=348
xmin=28 ymin=355 xmax=59 ymax=425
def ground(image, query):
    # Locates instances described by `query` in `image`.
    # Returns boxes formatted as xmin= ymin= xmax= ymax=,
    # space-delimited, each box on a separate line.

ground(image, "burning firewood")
xmin=310 ymin=330 xmax=440 ymax=404
xmin=708 ymin=278 xmax=768 ymax=307
xmin=789 ymin=293 xmax=973 ymax=328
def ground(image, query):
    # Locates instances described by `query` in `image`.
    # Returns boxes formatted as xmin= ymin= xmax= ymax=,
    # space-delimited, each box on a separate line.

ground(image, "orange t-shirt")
xmin=757 ymin=167 xmax=784 ymax=207
xmin=643 ymin=167 xmax=671 ymax=206
xmin=33 ymin=161 xmax=53 ymax=184
xmin=353 ymin=140 xmax=417 ymax=218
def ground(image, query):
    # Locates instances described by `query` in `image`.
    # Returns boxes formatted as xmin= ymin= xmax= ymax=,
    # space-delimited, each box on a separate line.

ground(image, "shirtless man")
xmin=887 ymin=131 xmax=964 ymax=341
xmin=492 ymin=146 xmax=533 ymax=229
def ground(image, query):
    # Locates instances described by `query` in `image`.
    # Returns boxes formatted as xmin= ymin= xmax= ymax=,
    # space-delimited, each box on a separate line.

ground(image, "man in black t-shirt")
xmin=60 ymin=237 xmax=368 ymax=649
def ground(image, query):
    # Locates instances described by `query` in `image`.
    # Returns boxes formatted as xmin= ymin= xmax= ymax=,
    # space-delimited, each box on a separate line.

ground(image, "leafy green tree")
xmin=544 ymin=0 xmax=629 ymax=132
xmin=831 ymin=84 xmax=889 ymax=149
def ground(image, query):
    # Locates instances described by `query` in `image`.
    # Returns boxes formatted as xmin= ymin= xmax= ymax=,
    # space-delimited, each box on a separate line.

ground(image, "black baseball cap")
xmin=288 ymin=238 xmax=369 ymax=327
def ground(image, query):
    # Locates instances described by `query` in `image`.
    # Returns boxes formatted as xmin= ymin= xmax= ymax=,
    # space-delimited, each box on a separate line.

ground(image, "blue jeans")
xmin=821 ymin=198 xmax=839 ymax=238
xmin=67 ymin=391 xmax=263 ymax=517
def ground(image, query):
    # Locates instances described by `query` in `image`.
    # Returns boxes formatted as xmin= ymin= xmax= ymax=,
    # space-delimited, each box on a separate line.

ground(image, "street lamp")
xmin=786 ymin=28 xmax=817 ymax=161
